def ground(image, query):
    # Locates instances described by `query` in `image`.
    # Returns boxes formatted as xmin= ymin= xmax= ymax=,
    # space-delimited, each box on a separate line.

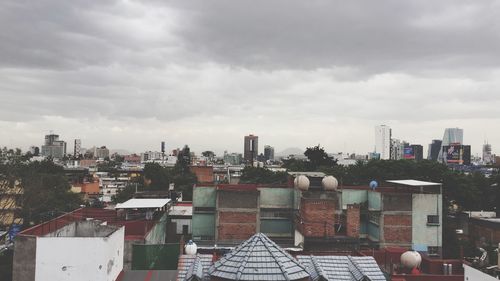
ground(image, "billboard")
xmin=445 ymin=144 xmax=463 ymax=164
xmin=404 ymin=147 xmax=415 ymax=160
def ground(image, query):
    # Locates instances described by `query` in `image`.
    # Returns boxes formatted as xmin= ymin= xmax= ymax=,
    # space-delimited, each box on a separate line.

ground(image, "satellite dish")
xmin=369 ymin=180 xmax=378 ymax=190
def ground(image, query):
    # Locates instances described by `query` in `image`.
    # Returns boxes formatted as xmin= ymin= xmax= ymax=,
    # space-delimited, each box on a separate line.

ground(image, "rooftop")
xmin=115 ymin=198 xmax=171 ymax=209
xmin=288 ymin=171 xmax=326 ymax=177
xmin=386 ymin=180 xmax=441 ymax=186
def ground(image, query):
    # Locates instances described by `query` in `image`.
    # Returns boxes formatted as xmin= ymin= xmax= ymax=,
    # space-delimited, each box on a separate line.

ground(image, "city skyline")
xmin=1 ymin=1 xmax=500 ymax=156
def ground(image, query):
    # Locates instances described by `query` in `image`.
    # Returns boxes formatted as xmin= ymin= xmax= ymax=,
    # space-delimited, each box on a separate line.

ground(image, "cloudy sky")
xmin=1 ymin=0 xmax=499 ymax=156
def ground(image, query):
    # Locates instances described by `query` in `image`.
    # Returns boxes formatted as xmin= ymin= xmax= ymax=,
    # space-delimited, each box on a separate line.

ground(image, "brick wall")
xmin=346 ymin=204 xmax=360 ymax=238
xmin=190 ymin=166 xmax=214 ymax=183
xmin=298 ymin=198 xmax=335 ymax=238
xmin=383 ymin=214 xmax=412 ymax=243
xmin=218 ymin=211 xmax=257 ymax=241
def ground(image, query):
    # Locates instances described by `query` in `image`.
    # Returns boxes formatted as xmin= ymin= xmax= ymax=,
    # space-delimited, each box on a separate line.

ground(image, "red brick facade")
xmin=383 ymin=214 xmax=412 ymax=243
xmin=218 ymin=211 xmax=257 ymax=241
xmin=346 ymin=204 xmax=360 ymax=238
xmin=298 ymin=198 xmax=335 ymax=238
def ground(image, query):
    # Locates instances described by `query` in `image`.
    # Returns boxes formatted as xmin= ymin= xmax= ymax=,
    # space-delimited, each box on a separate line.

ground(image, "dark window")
xmin=428 ymin=246 xmax=439 ymax=256
xmin=427 ymin=215 xmax=439 ymax=225
xmin=182 ymin=225 xmax=189 ymax=235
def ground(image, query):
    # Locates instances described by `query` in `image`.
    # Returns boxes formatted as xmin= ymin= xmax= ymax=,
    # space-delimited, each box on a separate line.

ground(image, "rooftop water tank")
xmin=401 ymin=251 xmax=422 ymax=269
xmin=322 ymin=176 xmax=338 ymax=191
xmin=294 ymin=175 xmax=310 ymax=191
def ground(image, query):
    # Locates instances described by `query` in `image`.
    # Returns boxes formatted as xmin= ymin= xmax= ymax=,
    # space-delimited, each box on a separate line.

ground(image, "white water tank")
xmin=400 ymin=251 xmax=422 ymax=269
xmin=185 ymin=240 xmax=197 ymax=255
xmin=294 ymin=175 xmax=310 ymax=191
xmin=322 ymin=176 xmax=338 ymax=191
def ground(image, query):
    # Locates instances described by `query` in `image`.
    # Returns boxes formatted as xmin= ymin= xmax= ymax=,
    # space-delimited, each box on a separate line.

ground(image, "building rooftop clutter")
xmin=297 ymin=255 xmax=386 ymax=281
xmin=177 ymin=233 xmax=387 ymax=281
xmin=115 ymin=198 xmax=171 ymax=209
xmin=288 ymin=172 xmax=326 ymax=178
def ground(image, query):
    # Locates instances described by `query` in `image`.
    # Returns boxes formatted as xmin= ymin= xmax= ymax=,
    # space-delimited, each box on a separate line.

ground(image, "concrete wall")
xmin=171 ymin=218 xmax=191 ymax=234
xmin=342 ymin=190 xmax=367 ymax=208
xmin=34 ymin=226 xmax=124 ymax=281
xmin=193 ymin=187 xmax=216 ymax=208
xmin=259 ymin=188 xmax=294 ymax=208
xmin=192 ymin=214 xmax=215 ymax=239
xmin=412 ymin=194 xmax=442 ymax=250
xmin=12 ymin=236 xmax=37 ymax=281
xmin=367 ymin=191 xmax=381 ymax=210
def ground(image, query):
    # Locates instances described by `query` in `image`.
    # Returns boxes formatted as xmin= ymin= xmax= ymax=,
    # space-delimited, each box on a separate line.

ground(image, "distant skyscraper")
xmin=264 ymin=145 xmax=275 ymax=161
xmin=41 ymin=133 xmax=66 ymax=159
xmin=375 ymin=125 xmax=391 ymax=160
xmin=94 ymin=146 xmax=110 ymax=159
xmin=390 ymin=139 xmax=408 ymax=160
xmin=438 ymin=128 xmax=463 ymax=163
xmin=483 ymin=143 xmax=493 ymax=165
xmin=74 ymin=139 xmax=81 ymax=157
xmin=427 ymin=139 xmax=442 ymax=161
xmin=244 ymin=134 xmax=259 ymax=164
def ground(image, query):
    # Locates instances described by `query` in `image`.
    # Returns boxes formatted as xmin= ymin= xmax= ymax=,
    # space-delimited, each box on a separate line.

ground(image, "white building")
xmin=13 ymin=220 xmax=124 ymax=281
xmin=375 ymin=125 xmax=391 ymax=160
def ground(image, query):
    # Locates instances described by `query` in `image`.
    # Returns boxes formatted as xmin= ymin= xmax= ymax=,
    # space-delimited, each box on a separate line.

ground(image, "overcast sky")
xmin=1 ymin=0 xmax=499 ymax=156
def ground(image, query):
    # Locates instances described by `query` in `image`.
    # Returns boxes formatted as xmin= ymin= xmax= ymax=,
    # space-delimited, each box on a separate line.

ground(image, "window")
xmin=182 ymin=225 xmax=189 ymax=235
xmin=428 ymin=246 xmax=439 ymax=256
xmin=427 ymin=215 xmax=439 ymax=225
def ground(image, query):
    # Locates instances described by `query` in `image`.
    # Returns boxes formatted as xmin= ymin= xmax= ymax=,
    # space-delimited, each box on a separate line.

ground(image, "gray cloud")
xmin=0 ymin=0 xmax=499 ymax=155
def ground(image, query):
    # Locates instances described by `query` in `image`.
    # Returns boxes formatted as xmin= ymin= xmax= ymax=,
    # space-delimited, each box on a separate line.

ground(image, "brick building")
xmin=192 ymin=175 xmax=443 ymax=256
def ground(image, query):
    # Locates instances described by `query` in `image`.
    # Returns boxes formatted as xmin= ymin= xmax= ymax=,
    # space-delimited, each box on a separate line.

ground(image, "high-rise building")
xmin=410 ymin=144 xmax=424 ymax=161
xmin=482 ymin=143 xmax=493 ymax=165
xmin=375 ymin=125 xmax=391 ymax=160
xmin=94 ymin=146 xmax=110 ymax=159
xmin=244 ymin=134 xmax=259 ymax=164
xmin=427 ymin=139 xmax=442 ymax=161
xmin=438 ymin=128 xmax=463 ymax=163
xmin=442 ymin=143 xmax=471 ymax=165
xmin=390 ymin=139 xmax=408 ymax=160
xmin=41 ymin=133 xmax=67 ymax=159
xmin=74 ymin=139 xmax=81 ymax=158
xmin=264 ymin=145 xmax=275 ymax=161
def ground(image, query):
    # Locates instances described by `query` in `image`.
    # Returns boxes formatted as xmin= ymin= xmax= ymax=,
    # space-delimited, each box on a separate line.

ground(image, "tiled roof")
xmin=297 ymin=255 xmax=386 ymax=281
xmin=208 ymin=233 xmax=310 ymax=281
xmin=177 ymin=255 xmax=213 ymax=281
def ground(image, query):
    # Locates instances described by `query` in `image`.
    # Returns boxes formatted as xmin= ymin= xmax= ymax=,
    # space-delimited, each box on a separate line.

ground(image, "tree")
xmin=143 ymin=163 xmax=171 ymax=190
xmin=239 ymin=167 xmax=288 ymax=185
xmin=304 ymin=145 xmax=337 ymax=170
xmin=202 ymin=151 xmax=215 ymax=158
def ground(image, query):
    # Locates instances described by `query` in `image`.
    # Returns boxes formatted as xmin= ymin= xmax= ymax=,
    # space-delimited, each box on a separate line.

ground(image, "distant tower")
xmin=244 ymin=134 xmax=259 ymax=165
xmin=74 ymin=139 xmax=81 ymax=158
xmin=161 ymin=141 xmax=166 ymax=159
xmin=375 ymin=125 xmax=391 ymax=160
xmin=264 ymin=145 xmax=275 ymax=161
xmin=438 ymin=128 xmax=463 ymax=162
xmin=483 ymin=142 xmax=493 ymax=165
xmin=427 ymin=139 xmax=442 ymax=161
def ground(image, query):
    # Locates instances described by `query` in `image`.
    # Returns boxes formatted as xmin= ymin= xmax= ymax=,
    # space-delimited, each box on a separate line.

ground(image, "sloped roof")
xmin=208 ymin=233 xmax=310 ymax=281
xmin=297 ymin=255 xmax=386 ymax=281
xmin=177 ymin=255 xmax=213 ymax=281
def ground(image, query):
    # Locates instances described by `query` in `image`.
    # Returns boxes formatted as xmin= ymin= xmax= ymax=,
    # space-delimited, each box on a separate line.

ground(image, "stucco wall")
xmin=34 ymin=227 xmax=124 ymax=281
xmin=412 ymin=193 xmax=442 ymax=250
xmin=193 ymin=187 xmax=216 ymax=208
xmin=259 ymin=188 xmax=294 ymax=208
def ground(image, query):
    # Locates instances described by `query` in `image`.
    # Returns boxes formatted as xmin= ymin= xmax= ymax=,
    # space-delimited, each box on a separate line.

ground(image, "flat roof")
xmin=386 ymin=180 xmax=441 ymax=186
xmin=288 ymin=171 xmax=326 ymax=177
xmin=115 ymin=198 xmax=171 ymax=209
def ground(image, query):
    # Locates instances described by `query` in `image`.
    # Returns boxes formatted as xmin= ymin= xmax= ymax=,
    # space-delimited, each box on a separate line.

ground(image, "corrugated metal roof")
xmin=115 ymin=198 xmax=171 ymax=209
xmin=386 ymin=180 xmax=441 ymax=186
xmin=209 ymin=233 xmax=309 ymax=281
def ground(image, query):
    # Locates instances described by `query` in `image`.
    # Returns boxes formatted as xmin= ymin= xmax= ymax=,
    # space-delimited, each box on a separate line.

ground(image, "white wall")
xmin=464 ymin=264 xmax=499 ymax=281
xmin=412 ymin=194 xmax=442 ymax=249
xmin=35 ymin=227 xmax=124 ymax=281
xmin=171 ymin=219 xmax=191 ymax=234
